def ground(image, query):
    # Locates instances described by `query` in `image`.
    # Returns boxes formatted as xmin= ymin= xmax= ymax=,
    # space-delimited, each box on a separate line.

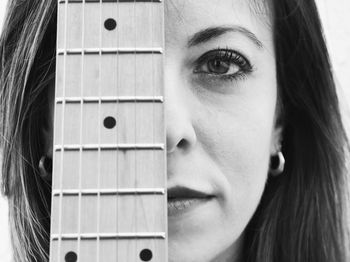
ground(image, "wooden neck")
xmin=50 ymin=1 xmax=167 ymax=261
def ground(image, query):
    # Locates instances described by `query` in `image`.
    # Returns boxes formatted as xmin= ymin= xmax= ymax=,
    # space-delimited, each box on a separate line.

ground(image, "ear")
xmin=39 ymin=84 xmax=55 ymax=181
xmin=39 ymin=126 xmax=53 ymax=182
xmin=43 ymin=82 xmax=55 ymax=158
xmin=42 ymin=126 xmax=53 ymax=159
xmin=270 ymin=125 xmax=283 ymax=155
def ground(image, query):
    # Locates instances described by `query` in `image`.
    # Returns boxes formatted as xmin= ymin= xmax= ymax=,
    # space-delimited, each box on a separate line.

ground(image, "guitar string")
xmin=97 ymin=0 xmax=102 ymax=260
xmin=116 ymin=0 xmax=120 ymax=259
xmin=77 ymin=0 xmax=86 ymax=259
xmin=133 ymin=0 xmax=137 ymax=260
xmin=56 ymin=0 xmax=69 ymax=260
xmin=162 ymin=2 xmax=166 ymax=257
xmin=151 ymin=0 xmax=156 ymax=257
xmin=151 ymin=0 xmax=156 ymax=256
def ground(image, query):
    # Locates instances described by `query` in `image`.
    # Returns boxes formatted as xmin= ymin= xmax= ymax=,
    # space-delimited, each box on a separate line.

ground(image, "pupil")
xmin=209 ymin=59 xmax=229 ymax=74
xmin=214 ymin=60 xmax=221 ymax=68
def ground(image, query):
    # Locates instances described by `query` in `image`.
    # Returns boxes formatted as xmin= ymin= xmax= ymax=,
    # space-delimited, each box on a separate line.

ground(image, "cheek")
xmin=195 ymin=88 xmax=276 ymax=223
xmin=216 ymin=117 xmax=270 ymax=203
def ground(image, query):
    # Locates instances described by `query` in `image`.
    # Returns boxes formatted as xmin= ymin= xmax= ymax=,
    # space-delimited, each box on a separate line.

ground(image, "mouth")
xmin=167 ymin=186 xmax=215 ymax=216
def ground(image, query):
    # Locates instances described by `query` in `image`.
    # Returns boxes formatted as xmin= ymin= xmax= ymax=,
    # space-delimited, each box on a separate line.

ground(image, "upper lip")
xmin=167 ymin=186 xmax=214 ymax=199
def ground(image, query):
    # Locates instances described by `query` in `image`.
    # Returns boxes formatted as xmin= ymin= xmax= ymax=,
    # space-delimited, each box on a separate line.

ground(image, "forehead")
xmin=165 ymin=0 xmax=272 ymax=48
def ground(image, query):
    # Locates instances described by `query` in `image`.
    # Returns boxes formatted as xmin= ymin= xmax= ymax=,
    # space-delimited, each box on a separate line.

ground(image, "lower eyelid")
xmin=192 ymin=75 xmax=241 ymax=95
xmin=195 ymin=71 xmax=247 ymax=83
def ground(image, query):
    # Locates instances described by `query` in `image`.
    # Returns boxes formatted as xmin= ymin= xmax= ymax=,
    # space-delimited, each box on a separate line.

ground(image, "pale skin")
xmin=45 ymin=0 xmax=281 ymax=261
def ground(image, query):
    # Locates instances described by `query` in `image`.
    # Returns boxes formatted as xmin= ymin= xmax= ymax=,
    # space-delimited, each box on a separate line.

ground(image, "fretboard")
xmin=50 ymin=0 xmax=166 ymax=261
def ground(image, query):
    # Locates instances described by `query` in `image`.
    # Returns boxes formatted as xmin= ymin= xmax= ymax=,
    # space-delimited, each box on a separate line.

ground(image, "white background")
xmin=0 ymin=0 xmax=349 ymax=261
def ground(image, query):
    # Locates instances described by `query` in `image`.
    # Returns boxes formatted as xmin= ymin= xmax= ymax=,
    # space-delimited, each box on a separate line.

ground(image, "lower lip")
xmin=167 ymin=197 xmax=214 ymax=217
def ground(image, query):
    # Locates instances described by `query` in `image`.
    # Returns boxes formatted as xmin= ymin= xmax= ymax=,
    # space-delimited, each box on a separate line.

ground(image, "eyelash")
xmin=193 ymin=47 xmax=253 ymax=82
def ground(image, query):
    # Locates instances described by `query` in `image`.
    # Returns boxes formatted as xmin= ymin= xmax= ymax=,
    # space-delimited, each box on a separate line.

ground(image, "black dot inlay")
xmin=140 ymin=249 xmax=153 ymax=261
xmin=65 ymin=251 xmax=77 ymax=262
xmin=104 ymin=18 xmax=117 ymax=31
xmin=104 ymin=116 xmax=117 ymax=129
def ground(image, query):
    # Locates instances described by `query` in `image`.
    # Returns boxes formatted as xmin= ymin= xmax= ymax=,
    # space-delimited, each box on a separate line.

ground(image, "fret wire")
xmin=52 ymin=232 xmax=166 ymax=240
xmin=53 ymin=188 xmax=166 ymax=196
xmin=55 ymin=96 xmax=164 ymax=103
xmin=57 ymin=47 xmax=163 ymax=55
xmin=54 ymin=143 xmax=165 ymax=151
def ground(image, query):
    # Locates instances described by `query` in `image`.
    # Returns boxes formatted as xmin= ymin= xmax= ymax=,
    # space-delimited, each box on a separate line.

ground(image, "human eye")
xmin=193 ymin=47 xmax=253 ymax=82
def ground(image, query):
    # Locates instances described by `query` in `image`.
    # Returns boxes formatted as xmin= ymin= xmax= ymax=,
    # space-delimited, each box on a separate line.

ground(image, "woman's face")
xmin=164 ymin=0 xmax=279 ymax=261
xmin=46 ymin=0 xmax=279 ymax=261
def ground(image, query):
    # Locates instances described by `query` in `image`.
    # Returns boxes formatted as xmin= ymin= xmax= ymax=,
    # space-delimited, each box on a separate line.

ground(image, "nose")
xmin=165 ymin=71 xmax=197 ymax=154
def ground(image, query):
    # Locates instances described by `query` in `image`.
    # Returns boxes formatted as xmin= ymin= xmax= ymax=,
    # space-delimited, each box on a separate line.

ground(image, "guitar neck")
xmin=50 ymin=1 xmax=167 ymax=261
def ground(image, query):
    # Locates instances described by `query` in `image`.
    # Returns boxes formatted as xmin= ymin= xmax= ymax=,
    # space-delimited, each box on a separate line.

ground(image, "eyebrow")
xmin=187 ymin=26 xmax=264 ymax=49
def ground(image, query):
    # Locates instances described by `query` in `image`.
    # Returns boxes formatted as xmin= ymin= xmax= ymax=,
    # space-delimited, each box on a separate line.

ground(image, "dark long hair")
xmin=0 ymin=0 xmax=349 ymax=262
xmin=0 ymin=0 xmax=56 ymax=261
xmin=245 ymin=0 xmax=350 ymax=261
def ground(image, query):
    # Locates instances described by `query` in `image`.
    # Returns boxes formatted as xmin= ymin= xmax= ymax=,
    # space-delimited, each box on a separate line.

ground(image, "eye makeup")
xmin=193 ymin=47 xmax=254 ymax=83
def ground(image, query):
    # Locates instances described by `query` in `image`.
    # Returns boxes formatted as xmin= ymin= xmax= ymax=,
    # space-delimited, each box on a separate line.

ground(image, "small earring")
xmin=269 ymin=151 xmax=285 ymax=176
xmin=38 ymin=155 xmax=52 ymax=181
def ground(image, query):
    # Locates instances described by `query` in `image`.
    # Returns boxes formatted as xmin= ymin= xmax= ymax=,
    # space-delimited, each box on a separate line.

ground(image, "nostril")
xmin=166 ymin=117 xmax=197 ymax=153
xmin=167 ymin=138 xmax=189 ymax=154
xmin=177 ymin=138 xmax=189 ymax=149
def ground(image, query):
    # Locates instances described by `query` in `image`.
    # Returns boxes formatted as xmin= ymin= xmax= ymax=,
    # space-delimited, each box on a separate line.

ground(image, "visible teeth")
xmin=168 ymin=199 xmax=197 ymax=210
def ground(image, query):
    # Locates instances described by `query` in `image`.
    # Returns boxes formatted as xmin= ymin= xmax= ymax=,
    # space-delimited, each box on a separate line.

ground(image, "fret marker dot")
xmin=104 ymin=116 xmax=116 ymax=129
xmin=140 ymin=249 xmax=153 ymax=261
xmin=65 ymin=251 xmax=77 ymax=262
xmin=104 ymin=18 xmax=117 ymax=31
